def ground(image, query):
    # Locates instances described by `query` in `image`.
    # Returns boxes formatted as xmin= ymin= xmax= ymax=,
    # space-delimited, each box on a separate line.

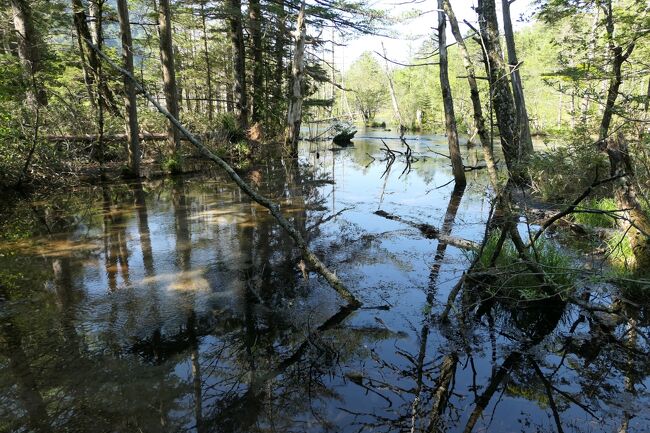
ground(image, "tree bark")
xmin=157 ymin=0 xmax=180 ymax=153
xmin=477 ymin=0 xmax=521 ymax=179
xmin=273 ymin=1 xmax=287 ymax=123
xmin=599 ymin=0 xmax=635 ymax=141
xmin=437 ymin=1 xmax=466 ymax=185
xmin=285 ymin=0 xmax=306 ymax=156
xmin=604 ymin=133 xmax=650 ymax=271
xmin=249 ymin=0 xmax=263 ymax=123
xmin=502 ymin=0 xmax=533 ymax=157
xmin=226 ymin=0 xmax=248 ymax=128
xmin=442 ymin=0 xmax=498 ymax=186
xmin=10 ymin=0 xmax=47 ymax=106
xmin=116 ymin=0 xmax=141 ymax=176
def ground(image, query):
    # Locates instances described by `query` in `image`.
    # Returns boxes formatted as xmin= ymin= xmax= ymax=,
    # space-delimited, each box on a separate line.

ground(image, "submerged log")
xmin=374 ymin=210 xmax=478 ymax=250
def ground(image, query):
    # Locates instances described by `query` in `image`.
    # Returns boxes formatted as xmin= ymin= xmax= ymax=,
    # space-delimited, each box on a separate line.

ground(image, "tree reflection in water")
xmin=0 ymin=138 xmax=648 ymax=433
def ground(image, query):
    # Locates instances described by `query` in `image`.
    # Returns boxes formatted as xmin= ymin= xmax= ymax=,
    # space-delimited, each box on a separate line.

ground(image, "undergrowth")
xmin=473 ymin=234 xmax=577 ymax=301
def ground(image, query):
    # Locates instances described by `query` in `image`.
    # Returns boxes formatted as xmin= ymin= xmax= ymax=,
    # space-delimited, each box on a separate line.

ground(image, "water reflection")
xmin=0 ymin=133 xmax=648 ymax=432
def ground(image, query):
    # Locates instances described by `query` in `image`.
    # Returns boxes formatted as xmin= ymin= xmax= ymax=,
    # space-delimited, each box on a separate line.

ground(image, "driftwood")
xmin=374 ymin=210 xmax=478 ymax=250
xmin=85 ymin=37 xmax=361 ymax=307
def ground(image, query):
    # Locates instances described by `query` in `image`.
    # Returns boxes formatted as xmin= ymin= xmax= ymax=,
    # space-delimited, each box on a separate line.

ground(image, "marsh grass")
xmin=474 ymin=234 xmax=577 ymax=301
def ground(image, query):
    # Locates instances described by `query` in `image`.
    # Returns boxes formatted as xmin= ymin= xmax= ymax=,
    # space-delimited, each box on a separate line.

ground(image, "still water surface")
xmin=1 ymin=130 xmax=648 ymax=432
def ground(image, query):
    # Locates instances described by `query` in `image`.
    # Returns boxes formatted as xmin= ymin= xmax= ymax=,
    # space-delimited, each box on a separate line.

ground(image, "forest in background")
xmin=343 ymin=15 xmax=649 ymax=137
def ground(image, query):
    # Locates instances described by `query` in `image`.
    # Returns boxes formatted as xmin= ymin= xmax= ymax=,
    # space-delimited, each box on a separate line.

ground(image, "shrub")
xmin=162 ymin=154 xmax=183 ymax=174
xmin=215 ymin=113 xmax=245 ymax=143
xmin=572 ymin=198 xmax=618 ymax=228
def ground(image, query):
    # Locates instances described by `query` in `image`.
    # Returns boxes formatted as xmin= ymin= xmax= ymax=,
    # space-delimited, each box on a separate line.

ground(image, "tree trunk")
xmin=284 ymin=1 xmax=306 ymax=156
xmin=380 ymin=42 xmax=404 ymax=130
xmin=605 ymin=133 xmax=650 ymax=271
xmin=226 ymin=0 xmax=248 ymax=128
xmin=249 ymin=0 xmax=263 ymax=123
xmin=581 ymin=8 xmax=600 ymax=123
xmin=442 ymin=0 xmax=498 ymax=186
xmin=11 ymin=0 xmax=47 ymax=106
xmin=273 ymin=1 xmax=286 ymax=124
xmin=437 ymin=1 xmax=466 ymax=186
xmin=157 ymin=0 xmax=180 ymax=153
xmin=502 ymin=0 xmax=533 ymax=157
xmin=477 ymin=0 xmax=521 ymax=179
xmin=597 ymin=2 xmax=649 ymax=271
xmin=199 ymin=1 xmax=213 ymax=121
xmin=116 ymin=0 xmax=141 ymax=176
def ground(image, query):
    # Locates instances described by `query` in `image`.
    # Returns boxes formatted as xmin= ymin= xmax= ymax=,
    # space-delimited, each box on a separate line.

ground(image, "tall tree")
xmin=10 ymin=0 xmax=47 ymax=106
xmin=502 ymin=0 xmax=533 ymax=155
xmin=284 ymin=0 xmax=306 ymax=155
xmin=226 ymin=0 xmax=248 ymax=128
xmin=198 ymin=1 xmax=213 ymax=121
xmin=248 ymin=0 xmax=263 ymax=123
xmin=157 ymin=0 xmax=180 ymax=153
xmin=441 ymin=0 xmax=498 ymax=184
xmin=476 ymin=0 xmax=521 ymax=178
xmin=437 ymin=0 xmax=465 ymax=185
xmin=116 ymin=0 xmax=141 ymax=176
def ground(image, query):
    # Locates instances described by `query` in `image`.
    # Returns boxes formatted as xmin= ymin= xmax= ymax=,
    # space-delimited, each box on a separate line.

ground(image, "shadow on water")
xmin=0 ymin=131 xmax=649 ymax=432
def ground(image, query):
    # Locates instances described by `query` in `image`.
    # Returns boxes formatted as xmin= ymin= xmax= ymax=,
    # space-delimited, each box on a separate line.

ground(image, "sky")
xmin=335 ymin=0 xmax=537 ymax=71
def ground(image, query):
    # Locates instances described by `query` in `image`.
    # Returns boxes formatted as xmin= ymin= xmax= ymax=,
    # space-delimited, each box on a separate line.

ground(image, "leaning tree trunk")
xmin=226 ymin=0 xmax=248 ymax=128
xmin=442 ymin=0 xmax=498 ymax=187
xmin=157 ymin=0 xmax=180 ymax=153
xmin=477 ymin=0 xmax=521 ymax=180
xmin=249 ymin=0 xmax=263 ymax=123
xmin=284 ymin=1 xmax=306 ymax=157
xmin=10 ymin=0 xmax=47 ymax=106
xmin=502 ymin=0 xmax=533 ymax=158
xmin=116 ymin=0 xmax=140 ymax=176
xmin=437 ymin=0 xmax=466 ymax=186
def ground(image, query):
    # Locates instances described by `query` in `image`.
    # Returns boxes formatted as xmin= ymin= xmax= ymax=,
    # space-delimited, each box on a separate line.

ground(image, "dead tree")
xmin=285 ymin=0 xmax=306 ymax=156
xmin=502 ymin=0 xmax=534 ymax=155
xmin=157 ymin=0 xmax=181 ymax=153
xmin=116 ymin=0 xmax=141 ymax=176
xmin=437 ymin=1 xmax=466 ymax=186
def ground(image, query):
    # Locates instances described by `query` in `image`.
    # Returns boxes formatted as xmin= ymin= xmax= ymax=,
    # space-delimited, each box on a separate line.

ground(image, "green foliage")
xmin=162 ymin=154 xmax=183 ymax=174
xmin=605 ymin=232 xmax=635 ymax=274
xmin=572 ymin=198 xmax=618 ymax=228
xmin=215 ymin=113 xmax=245 ymax=143
xmin=475 ymin=234 xmax=576 ymax=300
xmin=345 ymin=52 xmax=387 ymax=123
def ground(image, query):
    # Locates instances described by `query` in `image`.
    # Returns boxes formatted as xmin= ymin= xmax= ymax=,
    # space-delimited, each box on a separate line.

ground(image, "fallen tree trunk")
xmin=374 ymin=210 xmax=478 ymax=250
xmin=84 ymin=37 xmax=361 ymax=308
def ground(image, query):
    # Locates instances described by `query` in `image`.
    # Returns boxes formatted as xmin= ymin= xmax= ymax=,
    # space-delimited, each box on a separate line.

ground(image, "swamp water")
xmin=1 ymin=130 xmax=648 ymax=432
